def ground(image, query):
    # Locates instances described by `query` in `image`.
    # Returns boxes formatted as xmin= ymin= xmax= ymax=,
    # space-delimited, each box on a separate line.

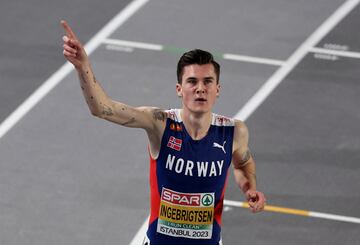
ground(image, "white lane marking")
xmin=224 ymin=200 xmax=360 ymax=224
xmin=310 ymin=46 xmax=360 ymax=59
xmin=129 ymin=216 xmax=149 ymax=245
xmin=103 ymin=38 xmax=285 ymax=66
xmin=0 ymin=63 xmax=71 ymax=140
xmin=0 ymin=0 xmax=149 ymax=140
xmin=223 ymin=53 xmax=284 ymax=66
xmin=309 ymin=211 xmax=360 ymax=224
xmin=233 ymin=0 xmax=360 ymax=121
xmin=104 ymin=38 xmax=163 ymax=51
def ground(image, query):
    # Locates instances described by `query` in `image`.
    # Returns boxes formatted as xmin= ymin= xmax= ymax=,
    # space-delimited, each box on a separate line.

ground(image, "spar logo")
xmin=162 ymin=188 xmax=201 ymax=206
xmin=201 ymin=194 xmax=214 ymax=206
xmin=161 ymin=188 xmax=214 ymax=207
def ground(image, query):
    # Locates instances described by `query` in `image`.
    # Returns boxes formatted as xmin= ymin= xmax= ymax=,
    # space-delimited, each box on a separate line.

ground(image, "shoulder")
xmin=232 ymin=119 xmax=249 ymax=152
xmin=132 ymin=107 xmax=168 ymax=132
xmin=136 ymin=107 xmax=170 ymax=121
xmin=234 ymin=119 xmax=249 ymax=136
xmin=152 ymin=108 xmax=169 ymax=121
xmin=165 ymin=109 xmax=178 ymax=121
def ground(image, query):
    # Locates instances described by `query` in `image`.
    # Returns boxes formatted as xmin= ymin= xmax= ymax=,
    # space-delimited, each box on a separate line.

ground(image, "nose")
xmin=196 ymin=82 xmax=206 ymax=94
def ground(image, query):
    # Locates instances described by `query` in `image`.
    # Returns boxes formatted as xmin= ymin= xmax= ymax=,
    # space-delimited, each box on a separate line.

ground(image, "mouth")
xmin=194 ymin=98 xmax=207 ymax=102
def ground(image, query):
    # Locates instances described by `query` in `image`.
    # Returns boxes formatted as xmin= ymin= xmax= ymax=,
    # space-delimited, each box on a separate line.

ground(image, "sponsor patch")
xmin=167 ymin=136 xmax=182 ymax=151
xmin=170 ymin=123 xmax=183 ymax=132
xmin=157 ymin=188 xmax=214 ymax=239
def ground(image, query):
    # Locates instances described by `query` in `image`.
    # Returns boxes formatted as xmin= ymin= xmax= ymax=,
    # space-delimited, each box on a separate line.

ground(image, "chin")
xmin=183 ymin=101 xmax=214 ymax=114
xmin=189 ymin=106 xmax=211 ymax=114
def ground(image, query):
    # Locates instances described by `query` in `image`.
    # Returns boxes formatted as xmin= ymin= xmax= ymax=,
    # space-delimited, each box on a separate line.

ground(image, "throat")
xmin=181 ymin=110 xmax=212 ymax=140
xmin=188 ymin=127 xmax=208 ymax=140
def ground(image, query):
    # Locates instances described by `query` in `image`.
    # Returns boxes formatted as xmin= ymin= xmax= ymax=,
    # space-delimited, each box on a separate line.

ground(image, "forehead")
xmin=182 ymin=64 xmax=216 ymax=79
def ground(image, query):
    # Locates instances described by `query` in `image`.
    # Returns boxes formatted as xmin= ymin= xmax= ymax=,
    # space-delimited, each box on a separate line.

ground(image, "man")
xmin=61 ymin=20 xmax=266 ymax=245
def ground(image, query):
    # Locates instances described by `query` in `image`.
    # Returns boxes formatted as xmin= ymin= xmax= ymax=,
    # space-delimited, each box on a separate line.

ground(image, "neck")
xmin=181 ymin=109 xmax=212 ymax=140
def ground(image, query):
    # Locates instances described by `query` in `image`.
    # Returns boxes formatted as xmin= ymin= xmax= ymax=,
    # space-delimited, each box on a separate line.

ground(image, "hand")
xmin=60 ymin=20 xmax=88 ymax=69
xmin=246 ymin=190 xmax=266 ymax=213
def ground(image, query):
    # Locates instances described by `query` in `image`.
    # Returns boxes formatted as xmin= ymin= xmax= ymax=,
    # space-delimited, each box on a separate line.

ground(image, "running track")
xmin=0 ymin=1 xmax=359 ymax=244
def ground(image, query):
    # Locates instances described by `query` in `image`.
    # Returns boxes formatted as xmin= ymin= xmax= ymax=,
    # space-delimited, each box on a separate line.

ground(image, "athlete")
xmin=61 ymin=20 xmax=266 ymax=245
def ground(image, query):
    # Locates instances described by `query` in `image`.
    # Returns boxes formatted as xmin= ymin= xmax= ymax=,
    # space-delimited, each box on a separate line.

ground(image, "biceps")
xmin=101 ymin=101 xmax=153 ymax=129
xmin=104 ymin=103 xmax=167 ymax=132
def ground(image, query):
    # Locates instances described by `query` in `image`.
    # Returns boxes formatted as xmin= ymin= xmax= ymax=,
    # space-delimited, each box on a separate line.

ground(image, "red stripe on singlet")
xmin=214 ymin=170 xmax=230 ymax=226
xmin=149 ymin=152 xmax=161 ymax=225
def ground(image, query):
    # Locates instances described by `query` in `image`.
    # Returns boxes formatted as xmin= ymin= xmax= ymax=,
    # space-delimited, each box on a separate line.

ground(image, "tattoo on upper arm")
xmin=153 ymin=109 xmax=167 ymax=122
xmin=239 ymin=149 xmax=251 ymax=165
xmin=102 ymin=104 xmax=114 ymax=116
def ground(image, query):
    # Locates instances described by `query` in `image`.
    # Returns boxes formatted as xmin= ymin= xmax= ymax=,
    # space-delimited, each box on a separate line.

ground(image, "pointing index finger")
xmin=61 ymin=20 xmax=77 ymax=39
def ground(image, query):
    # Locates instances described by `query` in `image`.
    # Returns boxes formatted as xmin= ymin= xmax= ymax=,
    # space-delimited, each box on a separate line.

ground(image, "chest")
xmin=160 ymin=123 xmax=234 ymax=180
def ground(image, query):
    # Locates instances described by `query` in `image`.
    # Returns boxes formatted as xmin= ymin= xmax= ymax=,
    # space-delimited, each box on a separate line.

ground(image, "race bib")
xmin=157 ymin=187 xmax=214 ymax=239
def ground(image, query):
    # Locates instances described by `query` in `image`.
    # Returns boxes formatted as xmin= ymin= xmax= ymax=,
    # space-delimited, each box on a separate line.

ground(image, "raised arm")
xmin=232 ymin=120 xmax=266 ymax=213
xmin=61 ymin=20 xmax=165 ymax=129
xmin=61 ymin=20 xmax=166 ymax=157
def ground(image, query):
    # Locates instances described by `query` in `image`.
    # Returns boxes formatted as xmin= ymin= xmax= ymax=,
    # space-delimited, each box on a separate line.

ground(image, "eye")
xmin=187 ymin=79 xmax=197 ymax=85
xmin=204 ymin=79 xmax=213 ymax=85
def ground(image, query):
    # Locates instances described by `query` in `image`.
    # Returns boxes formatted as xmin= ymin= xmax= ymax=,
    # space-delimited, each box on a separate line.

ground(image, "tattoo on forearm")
xmin=153 ymin=109 xmax=167 ymax=121
xmin=102 ymin=104 xmax=114 ymax=116
xmin=239 ymin=149 xmax=251 ymax=165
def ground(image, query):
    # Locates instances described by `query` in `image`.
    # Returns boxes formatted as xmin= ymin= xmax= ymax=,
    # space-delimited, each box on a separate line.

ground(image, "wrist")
xmin=74 ymin=58 xmax=91 ymax=71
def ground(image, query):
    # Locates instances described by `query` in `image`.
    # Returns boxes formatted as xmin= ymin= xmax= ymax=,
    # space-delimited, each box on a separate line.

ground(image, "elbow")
xmin=87 ymin=100 xmax=110 ymax=119
xmin=91 ymin=110 xmax=107 ymax=119
xmin=88 ymin=106 xmax=104 ymax=119
xmin=90 ymin=110 xmax=101 ymax=118
xmin=85 ymin=98 xmax=115 ymax=121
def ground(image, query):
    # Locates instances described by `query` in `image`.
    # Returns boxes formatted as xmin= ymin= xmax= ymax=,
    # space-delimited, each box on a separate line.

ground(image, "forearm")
xmin=233 ymin=160 xmax=257 ymax=194
xmin=76 ymin=63 xmax=113 ymax=118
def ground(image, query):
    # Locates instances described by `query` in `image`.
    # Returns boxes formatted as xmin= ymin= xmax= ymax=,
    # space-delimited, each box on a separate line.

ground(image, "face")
xmin=176 ymin=64 xmax=220 ymax=114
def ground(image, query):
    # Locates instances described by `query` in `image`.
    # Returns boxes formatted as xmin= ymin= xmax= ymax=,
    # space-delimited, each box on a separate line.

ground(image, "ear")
xmin=176 ymin=83 xmax=182 ymax=97
xmin=216 ymin=83 xmax=221 ymax=97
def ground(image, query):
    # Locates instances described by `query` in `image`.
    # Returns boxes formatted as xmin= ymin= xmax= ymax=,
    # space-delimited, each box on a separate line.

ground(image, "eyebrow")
xmin=186 ymin=76 xmax=215 ymax=81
